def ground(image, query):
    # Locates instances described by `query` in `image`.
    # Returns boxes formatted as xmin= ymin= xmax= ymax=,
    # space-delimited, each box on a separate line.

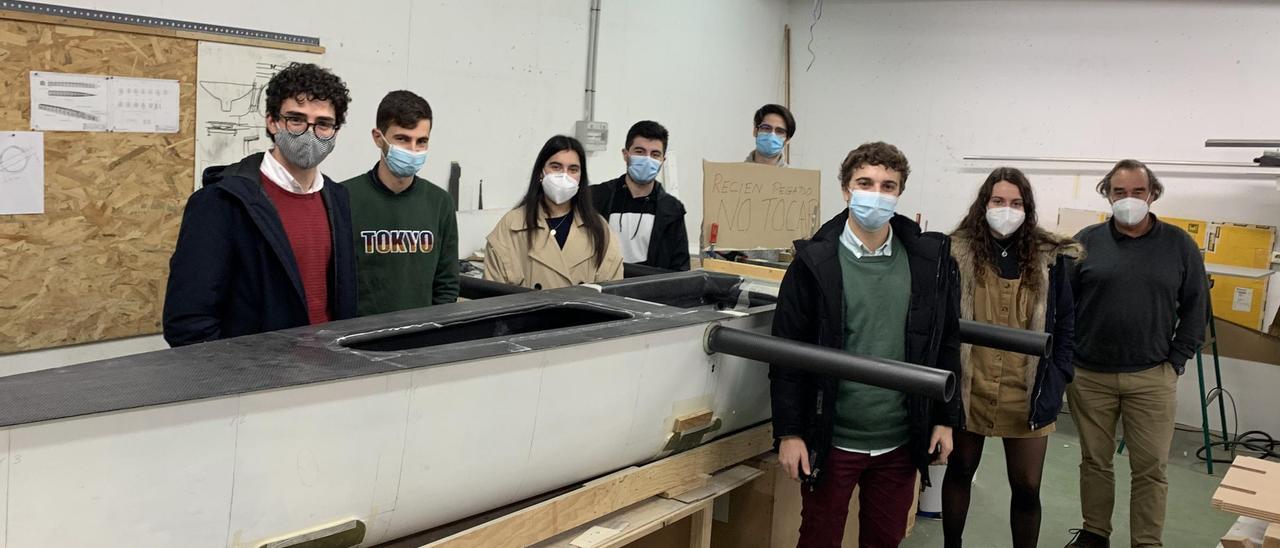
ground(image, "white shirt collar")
xmin=839 ymin=220 xmax=893 ymax=259
xmin=260 ymin=150 xmax=324 ymax=194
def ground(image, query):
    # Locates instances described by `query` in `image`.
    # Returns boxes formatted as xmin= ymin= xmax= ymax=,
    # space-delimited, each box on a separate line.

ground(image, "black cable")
xmin=1186 ymin=387 xmax=1279 ymax=464
xmin=805 ymin=0 xmax=822 ymax=71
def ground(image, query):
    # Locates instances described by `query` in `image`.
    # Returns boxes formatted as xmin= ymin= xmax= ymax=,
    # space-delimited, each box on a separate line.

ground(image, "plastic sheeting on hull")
xmin=0 ymin=283 xmax=774 ymax=547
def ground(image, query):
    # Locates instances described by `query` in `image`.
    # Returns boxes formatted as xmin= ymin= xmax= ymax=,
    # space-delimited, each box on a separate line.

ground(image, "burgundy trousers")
xmin=798 ymin=446 xmax=917 ymax=548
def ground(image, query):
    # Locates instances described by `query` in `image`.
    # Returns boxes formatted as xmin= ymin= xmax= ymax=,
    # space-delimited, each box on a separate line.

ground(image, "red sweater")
xmin=262 ymin=174 xmax=332 ymax=325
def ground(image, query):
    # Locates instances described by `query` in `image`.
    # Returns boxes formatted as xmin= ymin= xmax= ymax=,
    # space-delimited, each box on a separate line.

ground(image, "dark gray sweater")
xmin=1072 ymin=216 xmax=1208 ymax=374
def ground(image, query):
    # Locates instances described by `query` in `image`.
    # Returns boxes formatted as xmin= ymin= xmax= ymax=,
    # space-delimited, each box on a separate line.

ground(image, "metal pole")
xmin=1196 ymin=349 xmax=1215 ymax=474
xmin=1205 ymin=139 xmax=1280 ymax=148
xmin=962 ymin=155 xmax=1267 ymax=169
xmin=705 ymin=325 xmax=955 ymax=402
xmin=583 ymin=0 xmax=601 ymax=121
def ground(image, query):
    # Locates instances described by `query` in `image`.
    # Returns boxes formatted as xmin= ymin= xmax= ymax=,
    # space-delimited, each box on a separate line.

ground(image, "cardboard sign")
xmin=701 ymin=161 xmax=821 ymax=250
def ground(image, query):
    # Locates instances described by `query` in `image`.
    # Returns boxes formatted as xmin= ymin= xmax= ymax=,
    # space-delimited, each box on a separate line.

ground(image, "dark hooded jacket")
xmin=162 ymin=152 xmax=356 ymax=346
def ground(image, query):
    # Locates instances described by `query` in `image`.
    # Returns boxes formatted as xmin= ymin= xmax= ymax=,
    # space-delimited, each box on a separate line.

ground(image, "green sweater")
xmin=340 ymin=166 xmax=459 ymax=316
xmin=833 ymin=237 xmax=911 ymax=451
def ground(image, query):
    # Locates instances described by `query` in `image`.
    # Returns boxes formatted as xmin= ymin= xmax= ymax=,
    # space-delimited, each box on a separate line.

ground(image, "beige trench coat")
xmin=483 ymin=207 xmax=624 ymax=290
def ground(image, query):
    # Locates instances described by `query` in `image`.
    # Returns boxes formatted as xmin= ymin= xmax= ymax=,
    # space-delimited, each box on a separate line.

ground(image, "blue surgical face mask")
xmin=755 ymin=132 xmax=784 ymax=158
xmin=848 ymin=189 xmax=898 ymax=231
xmin=626 ymin=154 xmax=661 ymax=184
xmin=380 ymin=135 xmax=427 ymax=178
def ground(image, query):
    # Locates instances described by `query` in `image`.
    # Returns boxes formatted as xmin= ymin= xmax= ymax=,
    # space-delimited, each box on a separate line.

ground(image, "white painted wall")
xmin=785 ymin=0 xmax=1280 ymax=434
xmin=2 ymin=1 xmax=787 ymax=371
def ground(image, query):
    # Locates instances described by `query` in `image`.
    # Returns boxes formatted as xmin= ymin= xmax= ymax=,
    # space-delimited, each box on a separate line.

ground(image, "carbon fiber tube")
xmin=705 ymin=325 xmax=955 ymax=402
xmin=623 ymin=262 xmax=673 ymax=278
xmin=459 ymin=276 xmax=534 ymax=300
xmin=958 ymin=319 xmax=1051 ymax=357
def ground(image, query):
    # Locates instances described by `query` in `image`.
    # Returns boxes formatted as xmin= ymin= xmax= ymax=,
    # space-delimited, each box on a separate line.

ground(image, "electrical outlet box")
xmin=575 ymin=120 xmax=608 ymax=152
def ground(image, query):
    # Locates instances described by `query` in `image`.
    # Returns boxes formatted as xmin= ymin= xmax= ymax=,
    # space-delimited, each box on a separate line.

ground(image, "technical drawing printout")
xmin=29 ymin=72 xmax=110 ymax=132
xmin=29 ymin=72 xmax=180 ymax=133
xmin=0 ymin=132 xmax=46 ymax=215
xmin=195 ymin=41 xmax=319 ymax=190
xmin=109 ymin=76 xmax=180 ymax=133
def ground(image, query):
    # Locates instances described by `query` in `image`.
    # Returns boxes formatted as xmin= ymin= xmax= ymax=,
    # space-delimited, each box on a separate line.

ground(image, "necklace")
xmin=994 ymin=239 xmax=1013 ymax=258
xmin=549 ymin=214 xmax=572 ymax=237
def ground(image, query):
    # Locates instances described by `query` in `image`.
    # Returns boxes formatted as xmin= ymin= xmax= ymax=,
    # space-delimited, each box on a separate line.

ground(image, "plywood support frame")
xmin=700 ymin=258 xmax=786 ymax=283
xmin=1213 ymin=457 xmax=1280 ymax=524
xmin=425 ymin=424 xmax=773 ymax=548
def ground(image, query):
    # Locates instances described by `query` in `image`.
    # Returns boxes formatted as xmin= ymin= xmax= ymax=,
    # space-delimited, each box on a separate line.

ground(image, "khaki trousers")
xmin=1066 ymin=364 xmax=1177 ymax=548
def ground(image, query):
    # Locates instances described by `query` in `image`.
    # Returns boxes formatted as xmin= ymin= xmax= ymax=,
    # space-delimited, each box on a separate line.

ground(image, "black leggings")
xmin=941 ymin=429 xmax=1049 ymax=548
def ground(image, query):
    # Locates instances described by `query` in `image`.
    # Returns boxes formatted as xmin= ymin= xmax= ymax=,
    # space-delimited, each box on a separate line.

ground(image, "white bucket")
xmin=917 ymin=463 xmax=948 ymax=518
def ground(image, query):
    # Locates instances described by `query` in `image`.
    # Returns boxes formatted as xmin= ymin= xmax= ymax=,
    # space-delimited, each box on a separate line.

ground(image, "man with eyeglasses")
xmin=1065 ymin=160 xmax=1207 ymax=548
xmin=163 ymin=62 xmax=357 ymax=347
xmin=748 ymin=103 xmax=796 ymax=167
xmin=589 ymin=120 xmax=690 ymax=271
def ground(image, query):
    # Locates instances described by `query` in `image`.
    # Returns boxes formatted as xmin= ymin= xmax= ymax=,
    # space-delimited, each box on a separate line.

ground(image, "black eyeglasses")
xmin=756 ymin=123 xmax=788 ymax=138
xmin=278 ymin=115 xmax=340 ymax=140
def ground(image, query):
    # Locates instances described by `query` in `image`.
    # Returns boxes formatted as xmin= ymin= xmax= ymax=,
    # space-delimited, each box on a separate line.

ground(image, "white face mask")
xmin=985 ymin=206 xmax=1026 ymax=238
xmin=541 ymin=172 xmax=579 ymax=205
xmin=1111 ymin=197 xmax=1150 ymax=226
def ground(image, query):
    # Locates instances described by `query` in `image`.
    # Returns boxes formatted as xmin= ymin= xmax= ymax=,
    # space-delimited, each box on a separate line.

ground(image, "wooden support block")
xmin=674 ymin=410 xmax=715 ymax=434
xmin=662 ymin=474 xmax=711 ymax=500
xmin=689 ymin=505 xmax=713 ymax=548
xmin=1264 ymin=522 xmax=1280 ymax=548
xmin=426 ymin=424 xmax=773 ymax=548
xmin=701 ymin=258 xmax=787 ymax=282
xmin=1222 ymin=536 xmax=1257 ymax=548
xmin=1213 ymin=457 xmax=1280 ymax=524
xmin=537 ymin=465 xmax=762 ymax=548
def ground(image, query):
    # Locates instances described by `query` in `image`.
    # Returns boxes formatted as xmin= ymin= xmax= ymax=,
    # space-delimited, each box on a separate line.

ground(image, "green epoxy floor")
xmin=902 ymin=414 xmax=1238 ymax=547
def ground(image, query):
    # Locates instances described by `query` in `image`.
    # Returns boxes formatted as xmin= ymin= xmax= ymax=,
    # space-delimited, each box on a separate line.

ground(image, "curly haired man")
xmin=163 ymin=63 xmax=358 ymax=346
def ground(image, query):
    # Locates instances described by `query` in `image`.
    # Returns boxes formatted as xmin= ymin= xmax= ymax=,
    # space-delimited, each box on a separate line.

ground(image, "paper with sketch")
xmin=29 ymin=71 xmax=179 ymax=133
xmin=195 ymin=41 xmax=320 ymax=190
xmin=108 ymin=76 xmax=179 ymax=133
xmin=0 ymin=132 xmax=45 ymax=215
xmin=29 ymin=71 xmax=110 ymax=132
xmin=701 ymin=160 xmax=821 ymax=250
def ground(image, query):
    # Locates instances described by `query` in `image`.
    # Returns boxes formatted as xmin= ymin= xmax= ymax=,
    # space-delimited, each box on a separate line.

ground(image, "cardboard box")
xmin=1211 ymin=275 xmax=1270 ymax=331
xmin=1054 ymin=208 xmax=1106 ymax=238
xmin=1213 ymin=318 xmax=1280 ymax=366
xmin=1205 ymin=224 xmax=1275 ymax=330
xmin=1207 ymin=224 xmax=1275 ymax=269
xmin=1163 ymin=216 xmax=1210 ymax=250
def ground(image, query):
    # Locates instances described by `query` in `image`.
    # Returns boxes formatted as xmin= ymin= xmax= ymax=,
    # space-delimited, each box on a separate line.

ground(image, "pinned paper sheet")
xmin=570 ymin=525 xmax=625 ymax=548
xmin=1234 ymin=287 xmax=1255 ymax=312
xmin=195 ymin=41 xmax=320 ymax=190
xmin=29 ymin=72 xmax=109 ymax=132
xmin=29 ymin=71 xmax=179 ymax=133
xmin=109 ymin=76 xmax=180 ymax=133
xmin=0 ymin=132 xmax=45 ymax=215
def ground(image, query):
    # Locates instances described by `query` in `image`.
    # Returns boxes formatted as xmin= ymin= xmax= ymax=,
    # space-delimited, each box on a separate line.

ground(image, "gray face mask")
xmin=272 ymin=125 xmax=335 ymax=170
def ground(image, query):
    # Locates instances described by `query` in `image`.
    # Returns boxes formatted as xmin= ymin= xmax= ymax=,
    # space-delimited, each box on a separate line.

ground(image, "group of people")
xmin=770 ymin=142 xmax=1207 ymax=548
xmin=159 ymin=62 xmax=1206 ymax=548
xmin=162 ymin=63 xmax=793 ymax=344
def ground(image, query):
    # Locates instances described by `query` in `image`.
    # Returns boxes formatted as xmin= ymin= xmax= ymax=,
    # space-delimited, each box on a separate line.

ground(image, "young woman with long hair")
xmin=942 ymin=167 xmax=1081 ymax=548
xmin=484 ymin=135 xmax=623 ymax=289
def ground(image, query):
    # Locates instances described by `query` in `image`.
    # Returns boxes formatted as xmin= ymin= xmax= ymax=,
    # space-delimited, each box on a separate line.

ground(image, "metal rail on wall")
xmin=0 ymin=0 xmax=321 ymax=50
xmin=962 ymin=154 xmax=1280 ymax=189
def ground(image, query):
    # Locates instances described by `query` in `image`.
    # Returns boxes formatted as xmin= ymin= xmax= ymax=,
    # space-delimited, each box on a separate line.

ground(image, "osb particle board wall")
xmin=0 ymin=19 xmax=196 ymax=353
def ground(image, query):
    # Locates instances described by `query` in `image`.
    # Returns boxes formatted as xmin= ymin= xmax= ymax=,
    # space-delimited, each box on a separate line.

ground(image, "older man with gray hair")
xmin=1065 ymin=159 xmax=1208 ymax=548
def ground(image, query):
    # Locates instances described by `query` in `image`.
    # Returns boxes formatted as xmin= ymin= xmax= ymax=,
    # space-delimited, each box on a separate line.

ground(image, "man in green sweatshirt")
xmin=341 ymin=90 xmax=459 ymax=316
